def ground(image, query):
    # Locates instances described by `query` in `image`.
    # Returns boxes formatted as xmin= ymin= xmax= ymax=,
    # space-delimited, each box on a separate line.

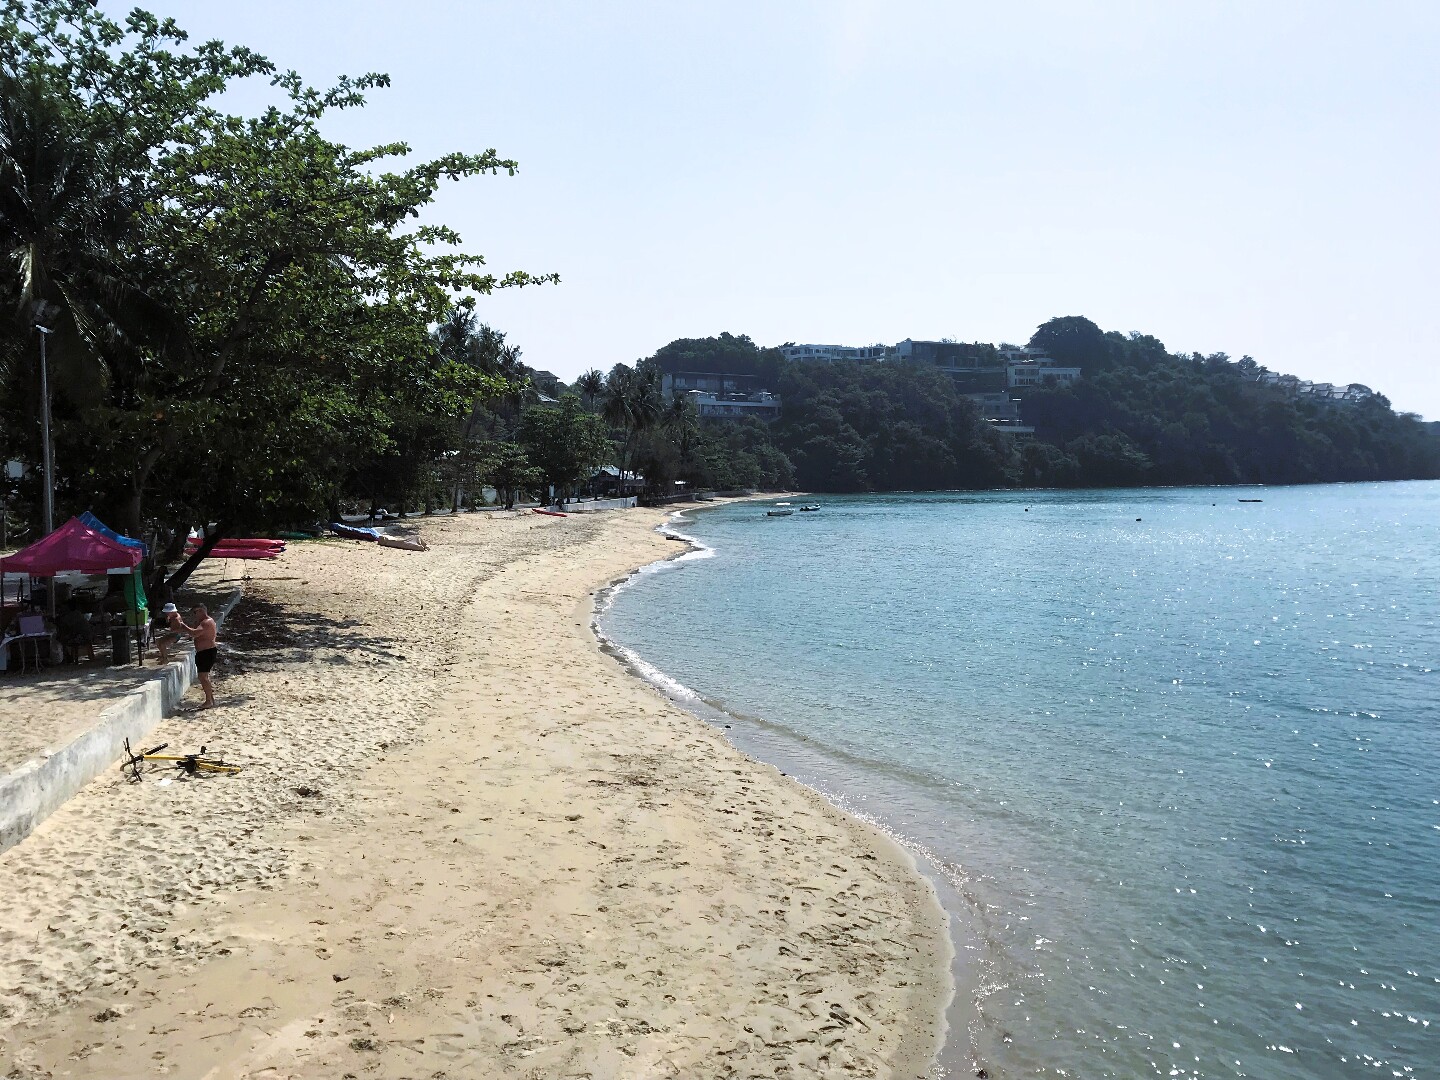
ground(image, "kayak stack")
xmin=184 ymin=536 xmax=286 ymax=560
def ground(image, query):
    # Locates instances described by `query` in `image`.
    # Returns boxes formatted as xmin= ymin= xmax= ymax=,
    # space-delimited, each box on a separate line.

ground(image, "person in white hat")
xmin=150 ymin=603 xmax=181 ymax=665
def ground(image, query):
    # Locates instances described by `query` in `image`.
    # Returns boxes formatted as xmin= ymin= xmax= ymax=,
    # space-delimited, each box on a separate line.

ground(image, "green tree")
xmin=480 ymin=441 xmax=540 ymax=509
xmin=1029 ymin=316 xmax=1111 ymax=371
xmin=519 ymin=395 xmax=610 ymax=505
xmin=576 ymin=367 xmax=605 ymax=409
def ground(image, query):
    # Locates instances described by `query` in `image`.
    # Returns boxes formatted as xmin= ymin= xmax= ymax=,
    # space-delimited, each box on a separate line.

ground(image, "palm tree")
xmin=577 ymin=367 xmax=605 ymax=410
xmin=602 ymin=363 xmax=662 ymax=492
xmin=663 ymin=391 xmax=701 ymax=468
xmin=435 ymin=306 xmax=477 ymax=365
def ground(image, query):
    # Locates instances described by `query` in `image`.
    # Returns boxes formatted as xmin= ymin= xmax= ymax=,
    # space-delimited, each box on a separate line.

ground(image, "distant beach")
xmin=0 ymin=504 xmax=952 ymax=1078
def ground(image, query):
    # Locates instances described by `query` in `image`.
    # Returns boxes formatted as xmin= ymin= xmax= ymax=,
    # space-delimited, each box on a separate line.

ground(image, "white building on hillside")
xmin=963 ymin=392 xmax=1034 ymax=433
xmin=681 ymin=389 xmax=781 ymax=419
xmin=1007 ymin=358 xmax=1081 ymax=390
xmin=780 ymin=343 xmax=888 ymax=363
xmin=1255 ymin=372 xmax=1373 ymax=404
xmin=661 ymin=372 xmax=782 ymax=420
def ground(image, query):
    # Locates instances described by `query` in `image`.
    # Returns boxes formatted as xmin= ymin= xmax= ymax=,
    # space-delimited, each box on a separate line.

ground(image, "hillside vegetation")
xmin=641 ymin=323 xmax=1440 ymax=493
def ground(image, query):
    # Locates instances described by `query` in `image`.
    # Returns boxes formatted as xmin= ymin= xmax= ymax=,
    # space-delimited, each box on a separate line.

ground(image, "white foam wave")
xmin=659 ymin=529 xmax=715 ymax=562
xmin=593 ymin=620 xmax=706 ymax=705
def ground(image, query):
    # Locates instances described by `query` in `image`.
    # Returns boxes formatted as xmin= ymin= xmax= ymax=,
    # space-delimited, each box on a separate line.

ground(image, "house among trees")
xmin=590 ymin=465 xmax=645 ymax=497
xmin=659 ymin=372 xmax=782 ymax=420
xmin=961 ymin=392 xmax=1034 ymax=434
xmin=1255 ymin=372 xmax=1374 ymax=404
xmin=1005 ymin=355 xmax=1083 ymax=391
xmin=890 ymin=339 xmax=999 ymax=374
xmin=779 ymin=343 xmax=888 ymax=363
xmin=884 ymin=339 xmax=1069 ymax=430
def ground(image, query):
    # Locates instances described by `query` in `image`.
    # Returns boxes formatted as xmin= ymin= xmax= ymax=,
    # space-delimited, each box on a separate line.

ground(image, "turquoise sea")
xmin=598 ymin=482 xmax=1440 ymax=1079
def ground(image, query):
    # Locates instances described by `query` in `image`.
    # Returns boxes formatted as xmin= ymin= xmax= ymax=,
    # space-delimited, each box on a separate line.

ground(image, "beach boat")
xmin=376 ymin=535 xmax=428 ymax=552
xmin=798 ymin=504 xmax=821 ymax=512
xmin=531 ymin=508 xmax=567 ymax=517
xmin=330 ymin=522 xmax=381 ymax=541
xmin=766 ymin=508 xmax=794 ymax=517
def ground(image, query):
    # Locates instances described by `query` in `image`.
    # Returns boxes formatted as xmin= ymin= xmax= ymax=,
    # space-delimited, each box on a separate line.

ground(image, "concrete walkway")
xmin=0 ymin=587 xmax=241 ymax=853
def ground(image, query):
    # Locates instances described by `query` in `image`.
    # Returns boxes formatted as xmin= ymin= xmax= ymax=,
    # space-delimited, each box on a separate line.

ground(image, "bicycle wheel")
xmin=193 ymin=759 xmax=243 ymax=775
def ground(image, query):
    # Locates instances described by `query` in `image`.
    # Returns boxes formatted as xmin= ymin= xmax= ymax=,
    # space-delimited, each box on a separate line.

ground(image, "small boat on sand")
xmin=330 ymin=522 xmax=380 ymax=541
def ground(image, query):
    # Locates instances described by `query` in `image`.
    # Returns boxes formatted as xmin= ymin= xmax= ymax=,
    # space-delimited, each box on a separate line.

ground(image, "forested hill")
xmin=644 ymin=324 xmax=1440 ymax=493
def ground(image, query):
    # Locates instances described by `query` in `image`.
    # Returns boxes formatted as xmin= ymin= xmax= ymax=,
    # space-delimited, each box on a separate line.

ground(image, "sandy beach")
xmin=0 ymin=505 xmax=951 ymax=1079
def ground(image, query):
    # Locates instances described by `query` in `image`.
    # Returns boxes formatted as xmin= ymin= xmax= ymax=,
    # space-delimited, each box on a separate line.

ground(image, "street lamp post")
xmin=35 ymin=324 xmax=54 ymax=538
xmin=35 ymin=324 xmax=55 ymax=619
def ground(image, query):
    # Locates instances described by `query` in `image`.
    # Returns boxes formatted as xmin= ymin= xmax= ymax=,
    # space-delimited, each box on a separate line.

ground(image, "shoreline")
xmin=597 ymin=497 xmax=980 ymax=1075
xmin=1 ymin=503 xmax=953 ymax=1078
xmin=589 ymin=496 xmax=959 ymax=1074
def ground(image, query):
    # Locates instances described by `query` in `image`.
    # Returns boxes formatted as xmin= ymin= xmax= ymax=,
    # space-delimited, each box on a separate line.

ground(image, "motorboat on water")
xmin=798 ymin=504 xmax=821 ymax=512
xmin=766 ymin=508 xmax=794 ymax=517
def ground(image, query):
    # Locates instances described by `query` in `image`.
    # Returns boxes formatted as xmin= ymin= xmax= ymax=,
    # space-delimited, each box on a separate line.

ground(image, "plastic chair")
xmin=13 ymin=614 xmax=49 ymax=674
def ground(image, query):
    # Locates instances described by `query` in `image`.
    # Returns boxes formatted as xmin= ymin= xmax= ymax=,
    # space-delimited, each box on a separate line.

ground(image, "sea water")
xmin=598 ymin=483 xmax=1440 ymax=1079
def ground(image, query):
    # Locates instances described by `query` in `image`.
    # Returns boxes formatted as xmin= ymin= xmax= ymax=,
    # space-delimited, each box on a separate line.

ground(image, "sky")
xmin=118 ymin=0 xmax=1439 ymax=417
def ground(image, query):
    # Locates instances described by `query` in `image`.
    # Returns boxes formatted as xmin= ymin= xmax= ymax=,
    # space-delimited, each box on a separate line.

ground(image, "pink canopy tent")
xmin=0 ymin=517 xmax=144 ymax=576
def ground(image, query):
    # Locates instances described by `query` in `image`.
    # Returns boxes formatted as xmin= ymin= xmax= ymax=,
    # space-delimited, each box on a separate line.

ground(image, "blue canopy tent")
xmin=77 ymin=511 xmax=149 ymax=558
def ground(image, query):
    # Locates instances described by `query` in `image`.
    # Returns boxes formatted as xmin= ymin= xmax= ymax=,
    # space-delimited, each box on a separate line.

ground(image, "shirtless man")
xmin=171 ymin=604 xmax=218 ymax=709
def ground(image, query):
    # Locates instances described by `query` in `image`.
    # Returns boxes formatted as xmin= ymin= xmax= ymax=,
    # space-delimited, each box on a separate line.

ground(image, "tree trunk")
xmin=125 ymin=441 xmax=167 ymax=539
xmin=164 ymin=521 xmax=229 ymax=592
xmin=124 ymin=489 xmax=144 ymax=542
xmin=145 ymin=528 xmax=188 ymax=598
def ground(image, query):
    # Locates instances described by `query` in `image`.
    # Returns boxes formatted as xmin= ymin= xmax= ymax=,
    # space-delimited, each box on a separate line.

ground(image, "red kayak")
xmin=531 ymin=509 xmax=567 ymax=517
xmin=191 ymin=546 xmax=281 ymax=559
xmin=187 ymin=537 xmax=285 ymax=550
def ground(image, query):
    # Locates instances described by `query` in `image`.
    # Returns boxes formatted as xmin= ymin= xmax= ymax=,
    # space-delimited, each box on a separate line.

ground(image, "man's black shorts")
xmin=195 ymin=647 xmax=217 ymax=673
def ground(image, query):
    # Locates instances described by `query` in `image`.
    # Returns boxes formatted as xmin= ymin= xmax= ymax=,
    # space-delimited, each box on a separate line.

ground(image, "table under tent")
xmin=0 ymin=516 xmax=149 ymax=673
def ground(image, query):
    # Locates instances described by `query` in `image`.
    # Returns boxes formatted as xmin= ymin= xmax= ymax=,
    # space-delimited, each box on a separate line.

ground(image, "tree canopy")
xmin=0 ymin=0 xmax=550 ymax=548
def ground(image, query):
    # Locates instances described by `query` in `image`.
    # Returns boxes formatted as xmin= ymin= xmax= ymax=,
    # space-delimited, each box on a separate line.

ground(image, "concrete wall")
xmin=0 ymin=591 xmax=241 ymax=854
xmin=563 ymin=497 xmax=637 ymax=512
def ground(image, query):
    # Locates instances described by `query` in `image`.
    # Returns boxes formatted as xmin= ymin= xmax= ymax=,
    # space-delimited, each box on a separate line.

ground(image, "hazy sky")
xmin=121 ymin=1 xmax=1439 ymax=417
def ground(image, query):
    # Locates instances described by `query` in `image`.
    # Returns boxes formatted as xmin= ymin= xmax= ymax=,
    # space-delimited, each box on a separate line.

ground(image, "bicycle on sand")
xmin=120 ymin=738 xmax=244 ymax=783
